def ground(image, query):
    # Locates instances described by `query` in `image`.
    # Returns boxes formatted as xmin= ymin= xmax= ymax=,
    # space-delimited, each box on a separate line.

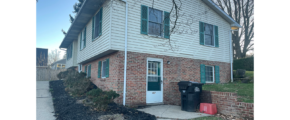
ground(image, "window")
xmin=67 ymin=43 xmax=73 ymax=60
xmin=102 ymin=60 xmax=107 ymax=78
xmin=92 ymin=8 xmax=102 ymax=40
xmin=140 ymin=5 xmax=170 ymax=38
xmin=98 ymin=59 xmax=109 ymax=78
xmin=80 ymin=28 xmax=86 ymax=50
xmin=204 ymin=23 xmax=214 ymax=46
xmin=148 ymin=8 xmax=163 ymax=36
xmin=199 ymin=22 xmax=219 ymax=47
xmin=205 ymin=66 xmax=214 ymax=83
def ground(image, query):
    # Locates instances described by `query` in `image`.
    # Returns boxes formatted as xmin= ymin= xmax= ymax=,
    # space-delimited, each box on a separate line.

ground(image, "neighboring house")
xmin=59 ymin=0 xmax=241 ymax=107
xmin=50 ymin=59 xmax=66 ymax=70
xmin=36 ymin=48 xmax=48 ymax=66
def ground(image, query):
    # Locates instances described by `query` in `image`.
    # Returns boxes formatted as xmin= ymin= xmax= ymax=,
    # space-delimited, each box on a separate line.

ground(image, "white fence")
xmin=36 ymin=66 xmax=66 ymax=81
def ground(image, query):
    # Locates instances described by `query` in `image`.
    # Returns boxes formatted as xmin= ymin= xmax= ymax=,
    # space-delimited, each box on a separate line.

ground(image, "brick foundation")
xmin=200 ymin=91 xmax=254 ymax=119
xmin=81 ymin=51 xmax=231 ymax=107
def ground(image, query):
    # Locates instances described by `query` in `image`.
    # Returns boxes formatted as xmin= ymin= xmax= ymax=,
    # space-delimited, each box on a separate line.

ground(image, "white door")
xmin=146 ymin=58 xmax=163 ymax=103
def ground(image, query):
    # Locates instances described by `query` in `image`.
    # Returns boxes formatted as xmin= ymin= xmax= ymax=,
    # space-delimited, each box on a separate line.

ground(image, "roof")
xmin=59 ymin=0 xmax=241 ymax=48
xmin=59 ymin=0 xmax=107 ymax=48
xmin=51 ymin=59 xmax=66 ymax=66
xmin=201 ymin=0 xmax=241 ymax=28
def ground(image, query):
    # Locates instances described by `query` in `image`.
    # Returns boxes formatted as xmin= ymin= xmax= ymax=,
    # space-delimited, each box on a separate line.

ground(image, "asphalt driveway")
xmin=37 ymin=81 xmax=55 ymax=120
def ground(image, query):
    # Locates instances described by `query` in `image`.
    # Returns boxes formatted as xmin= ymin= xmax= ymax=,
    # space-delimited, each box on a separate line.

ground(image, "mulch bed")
xmin=49 ymin=80 xmax=156 ymax=120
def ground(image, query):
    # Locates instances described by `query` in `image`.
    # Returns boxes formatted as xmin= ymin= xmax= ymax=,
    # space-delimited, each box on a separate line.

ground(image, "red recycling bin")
xmin=199 ymin=103 xmax=217 ymax=115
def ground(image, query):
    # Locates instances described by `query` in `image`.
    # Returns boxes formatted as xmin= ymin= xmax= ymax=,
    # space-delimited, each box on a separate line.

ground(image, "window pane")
xmin=149 ymin=22 xmax=161 ymax=36
xmin=205 ymin=35 xmax=213 ymax=45
xmin=102 ymin=61 xmax=106 ymax=77
xmin=94 ymin=13 xmax=100 ymax=38
xmin=205 ymin=66 xmax=213 ymax=82
xmin=149 ymin=8 xmax=162 ymax=23
xmin=204 ymin=24 xmax=214 ymax=46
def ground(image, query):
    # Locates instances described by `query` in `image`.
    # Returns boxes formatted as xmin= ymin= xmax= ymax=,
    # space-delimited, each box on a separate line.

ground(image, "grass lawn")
xmin=233 ymin=70 xmax=254 ymax=78
xmin=203 ymin=82 xmax=253 ymax=103
xmin=203 ymin=71 xmax=254 ymax=103
xmin=191 ymin=116 xmax=224 ymax=120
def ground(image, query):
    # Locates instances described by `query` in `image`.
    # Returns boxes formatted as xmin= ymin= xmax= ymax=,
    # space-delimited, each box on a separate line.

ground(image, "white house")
xmin=59 ymin=0 xmax=241 ymax=107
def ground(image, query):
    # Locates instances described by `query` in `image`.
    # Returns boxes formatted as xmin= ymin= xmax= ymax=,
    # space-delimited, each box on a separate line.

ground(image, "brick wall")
xmin=200 ymin=91 xmax=254 ymax=119
xmin=80 ymin=51 xmax=231 ymax=107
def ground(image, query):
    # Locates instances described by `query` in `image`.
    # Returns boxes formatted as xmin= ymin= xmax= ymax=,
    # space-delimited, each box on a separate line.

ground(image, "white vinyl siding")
xmin=77 ymin=0 xmax=111 ymax=64
xmin=110 ymin=0 xmax=231 ymax=63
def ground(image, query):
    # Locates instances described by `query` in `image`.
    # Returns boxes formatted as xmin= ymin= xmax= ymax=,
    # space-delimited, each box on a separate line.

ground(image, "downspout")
xmin=121 ymin=0 xmax=128 ymax=106
xmin=230 ymin=30 xmax=233 ymax=82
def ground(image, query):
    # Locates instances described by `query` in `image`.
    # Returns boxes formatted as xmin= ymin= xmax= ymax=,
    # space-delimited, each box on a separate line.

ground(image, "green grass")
xmin=191 ymin=116 xmax=224 ymax=120
xmin=233 ymin=70 xmax=254 ymax=78
xmin=245 ymin=71 xmax=254 ymax=78
xmin=203 ymin=82 xmax=254 ymax=103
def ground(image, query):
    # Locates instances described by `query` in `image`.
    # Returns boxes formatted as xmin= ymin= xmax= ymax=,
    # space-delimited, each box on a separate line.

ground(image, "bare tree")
xmin=48 ymin=49 xmax=61 ymax=65
xmin=214 ymin=0 xmax=254 ymax=59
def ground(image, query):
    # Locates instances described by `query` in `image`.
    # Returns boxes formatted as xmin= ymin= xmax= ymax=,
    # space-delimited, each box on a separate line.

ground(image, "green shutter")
xmin=79 ymin=32 xmax=82 ymax=50
xmin=164 ymin=11 xmax=170 ymax=39
xmin=92 ymin=16 xmax=95 ymax=40
xmin=85 ymin=66 xmax=87 ymax=73
xmin=141 ymin=5 xmax=148 ymax=35
xmin=199 ymin=21 xmax=204 ymax=45
xmin=84 ymin=27 xmax=86 ymax=48
xmin=106 ymin=58 xmax=109 ymax=78
xmin=99 ymin=7 xmax=103 ymax=36
xmin=214 ymin=25 xmax=219 ymax=47
xmin=200 ymin=64 xmax=206 ymax=83
xmin=215 ymin=66 xmax=220 ymax=83
xmin=88 ymin=65 xmax=91 ymax=77
xmin=70 ymin=43 xmax=73 ymax=58
xmin=98 ymin=61 xmax=102 ymax=78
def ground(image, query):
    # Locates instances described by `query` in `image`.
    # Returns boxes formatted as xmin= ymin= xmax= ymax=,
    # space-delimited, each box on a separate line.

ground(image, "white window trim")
xmin=78 ymin=64 xmax=82 ymax=73
xmin=204 ymin=23 xmax=215 ymax=47
xmin=205 ymin=65 xmax=215 ymax=83
xmin=147 ymin=7 xmax=164 ymax=37
xmin=101 ymin=60 xmax=107 ymax=78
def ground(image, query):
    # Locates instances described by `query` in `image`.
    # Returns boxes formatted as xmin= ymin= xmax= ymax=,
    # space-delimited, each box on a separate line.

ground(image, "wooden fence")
xmin=36 ymin=66 xmax=66 ymax=81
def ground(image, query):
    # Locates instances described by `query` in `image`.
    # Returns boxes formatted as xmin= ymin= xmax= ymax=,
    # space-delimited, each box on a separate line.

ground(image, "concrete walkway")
xmin=37 ymin=81 xmax=56 ymax=120
xmin=137 ymin=105 xmax=212 ymax=120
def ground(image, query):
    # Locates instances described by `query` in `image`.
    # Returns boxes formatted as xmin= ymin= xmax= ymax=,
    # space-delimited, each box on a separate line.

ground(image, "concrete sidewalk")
xmin=37 ymin=81 xmax=56 ymax=120
xmin=137 ymin=105 xmax=212 ymax=120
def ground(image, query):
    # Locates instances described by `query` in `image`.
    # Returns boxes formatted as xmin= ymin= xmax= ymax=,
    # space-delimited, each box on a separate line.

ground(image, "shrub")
xmin=85 ymin=89 xmax=120 ymax=111
xmin=233 ymin=57 xmax=254 ymax=71
xmin=63 ymin=69 xmax=91 ymax=97
xmin=57 ymin=70 xmax=69 ymax=80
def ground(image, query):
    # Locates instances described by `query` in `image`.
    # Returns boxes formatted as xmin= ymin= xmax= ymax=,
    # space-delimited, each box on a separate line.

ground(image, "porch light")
xmin=231 ymin=26 xmax=239 ymax=31
xmin=167 ymin=61 xmax=170 ymax=64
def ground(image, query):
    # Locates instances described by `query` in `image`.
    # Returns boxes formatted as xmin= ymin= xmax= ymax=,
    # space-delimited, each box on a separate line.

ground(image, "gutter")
xmin=120 ymin=0 xmax=128 ymax=106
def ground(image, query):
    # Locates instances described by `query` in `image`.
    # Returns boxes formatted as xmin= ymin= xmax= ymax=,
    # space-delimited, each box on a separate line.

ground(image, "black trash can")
xmin=178 ymin=81 xmax=203 ymax=112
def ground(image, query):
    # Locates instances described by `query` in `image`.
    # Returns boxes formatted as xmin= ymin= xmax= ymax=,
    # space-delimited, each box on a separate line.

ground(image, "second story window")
xmin=92 ymin=7 xmax=103 ymax=40
xmin=204 ymin=23 xmax=214 ymax=46
xmin=67 ymin=43 xmax=73 ymax=60
xmin=80 ymin=27 xmax=86 ymax=50
xmin=149 ymin=8 xmax=163 ymax=36
xmin=199 ymin=22 xmax=219 ymax=47
xmin=141 ymin=5 xmax=170 ymax=39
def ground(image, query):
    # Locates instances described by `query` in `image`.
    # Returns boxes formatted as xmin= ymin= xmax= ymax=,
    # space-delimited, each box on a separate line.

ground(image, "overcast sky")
xmin=37 ymin=0 xmax=77 ymax=58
